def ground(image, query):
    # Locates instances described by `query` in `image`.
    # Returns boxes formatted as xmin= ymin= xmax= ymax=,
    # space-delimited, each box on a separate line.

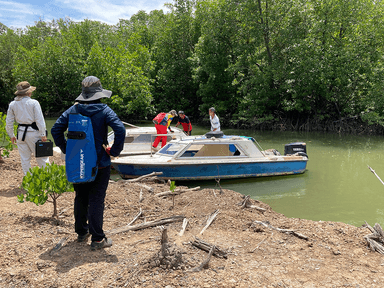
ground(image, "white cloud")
xmin=0 ymin=0 xmax=43 ymax=28
xmin=0 ymin=0 xmax=169 ymax=29
xmin=55 ymin=0 xmax=168 ymax=25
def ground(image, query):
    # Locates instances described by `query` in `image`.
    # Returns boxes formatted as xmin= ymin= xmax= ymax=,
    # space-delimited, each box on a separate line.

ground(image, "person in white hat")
xmin=5 ymin=81 xmax=49 ymax=175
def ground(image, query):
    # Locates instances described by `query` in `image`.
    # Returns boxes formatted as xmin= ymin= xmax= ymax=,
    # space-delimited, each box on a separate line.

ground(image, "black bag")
xmin=35 ymin=139 xmax=53 ymax=157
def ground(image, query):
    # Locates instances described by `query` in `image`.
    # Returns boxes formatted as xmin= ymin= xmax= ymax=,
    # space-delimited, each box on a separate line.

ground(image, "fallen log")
xmin=188 ymin=245 xmax=215 ymax=272
xmin=155 ymin=186 xmax=200 ymax=197
xmin=240 ymin=195 xmax=266 ymax=212
xmin=107 ymin=215 xmax=185 ymax=235
xmin=200 ymin=209 xmax=219 ymax=235
xmin=252 ymin=220 xmax=308 ymax=240
xmin=191 ymin=237 xmax=227 ymax=259
xmin=125 ymin=172 xmax=163 ymax=183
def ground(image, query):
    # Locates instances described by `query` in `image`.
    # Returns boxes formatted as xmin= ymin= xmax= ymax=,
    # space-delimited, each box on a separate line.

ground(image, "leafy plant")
xmin=18 ymin=163 xmax=74 ymax=217
xmin=0 ymin=112 xmax=16 ymax=158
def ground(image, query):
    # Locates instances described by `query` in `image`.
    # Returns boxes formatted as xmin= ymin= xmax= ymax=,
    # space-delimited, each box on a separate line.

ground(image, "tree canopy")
xmin=1 ymin=0 xmax=384 ymax=130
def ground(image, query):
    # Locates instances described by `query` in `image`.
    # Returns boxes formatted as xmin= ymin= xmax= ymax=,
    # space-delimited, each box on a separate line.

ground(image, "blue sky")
xmin=0 ymin=0 xmax=170 ymax=29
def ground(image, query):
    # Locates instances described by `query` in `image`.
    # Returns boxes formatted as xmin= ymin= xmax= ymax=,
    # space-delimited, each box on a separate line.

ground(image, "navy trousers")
xmin=73 ymin=166 xmax=111 ymax=242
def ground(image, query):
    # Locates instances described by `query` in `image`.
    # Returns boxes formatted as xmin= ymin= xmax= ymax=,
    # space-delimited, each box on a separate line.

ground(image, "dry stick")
xmin=179 ymin=218 xmax=189 ymax=236
xmin=155 ymin=186 xmax=200 ymax=197
xmin=240 ymin=195 xmax=266 ymax=212
xmin=249 ymin=233 xmax=273 ymax=253
xmin=125 ymin=172 xmax=163 ymax=183
xmin=253 ymin=220 xmax=309 ymax=240
xmin=107 ymin=209 xmax=142 ymax=235
xmin=192 ymin=237 xmax=228 ymax=259
xmin=107 ymin=215 xmax=185 ymax=235
xmin=200 ymin=209 xmax=219 ymax=235
xmin=139 ymin=189 xmax=144 ymax=203
xmin=161 ymin=227 xmax=169 ymax=257
xmin=368 ymin=165 xmax=384 ymax=186
xmin=188 ymin=245 xmax=215 ymax=272
xmin=130 ymin=183 xmax=154 ymax=193
xmin=50 ymin=237 xmax=68 ymax=256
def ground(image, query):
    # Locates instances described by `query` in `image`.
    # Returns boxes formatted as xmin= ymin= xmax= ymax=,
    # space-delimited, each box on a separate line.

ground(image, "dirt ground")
xmin=1 ymin=149 xmax=384 ymax=287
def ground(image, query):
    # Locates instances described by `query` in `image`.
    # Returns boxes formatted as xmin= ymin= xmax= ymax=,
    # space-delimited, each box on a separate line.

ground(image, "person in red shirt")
xmin=175 ymin=111 xmax=192 ymax=136
xmin=152 ymin=110 xmax=177 ymax=151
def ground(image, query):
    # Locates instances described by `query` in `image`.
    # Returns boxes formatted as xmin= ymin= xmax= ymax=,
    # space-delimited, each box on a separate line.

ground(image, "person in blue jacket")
xmin=51 ymin=76 xmax=125 ymax=250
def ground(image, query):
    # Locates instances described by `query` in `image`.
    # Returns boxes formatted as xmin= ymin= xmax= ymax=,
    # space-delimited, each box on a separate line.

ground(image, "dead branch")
xmin=249 ymin=233 xmax=273 ymax=253
xmin=134 ymin=183 xmax=154 ymax=193
xmin=179 ymin=218 xmax=189 ymax=236
xmin=240 ymin=195 xmax=266 ymax=212
xmin=368 ymin=165 xmax=384 ymax=186
xmin=106 ymin=209 xmax=142 ymax=235
xmin=363 ymin=221 xmax=384 ymax=254
xmin=191 ymin=237 xmax=228 ymax=259
xmin=139 ymin=189 xmax=144 ymax=203
xmin=161 ymin=227 xmax=169 ymax=257
xmin=252 ymin=220 xmax=308 ymax=240
xmin=107 ymin=215 xmax=185 ymax=235
xmin=127 ymin=208 xmax=143 ymax=226
xmin=200 ymin=209 xmax=219 ymax=235
xmin=155 ymin=186 xmax=200 ymax=197
xmin=50 ymin=237 xmax=68 ymax=256
xmin=125 ymin=172 xmax=163 ymax=183
xmin=188 ymin=245 xmax=215 ymax=272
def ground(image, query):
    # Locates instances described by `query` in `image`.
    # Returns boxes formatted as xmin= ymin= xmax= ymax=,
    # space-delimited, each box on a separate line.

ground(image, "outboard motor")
xmin=284 ymin=142 xmax=308 ymax=157
xmin=205 ymin=131 xmax=224 ymax=138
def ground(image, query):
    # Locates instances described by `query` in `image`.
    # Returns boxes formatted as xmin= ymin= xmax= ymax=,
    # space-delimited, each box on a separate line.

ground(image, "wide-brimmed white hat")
xmin=75 ymin=76 xmax=112 ymax=102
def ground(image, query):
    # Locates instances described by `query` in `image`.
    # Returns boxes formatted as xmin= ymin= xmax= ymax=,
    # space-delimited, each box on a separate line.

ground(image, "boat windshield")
xmin=179 ymin=143 xmax=245 ymax=158
xmin=158 ymin=143 xmax=187 ymax=155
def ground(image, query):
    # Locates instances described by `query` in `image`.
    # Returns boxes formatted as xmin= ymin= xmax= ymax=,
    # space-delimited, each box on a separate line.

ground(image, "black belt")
xmin=18 ymin=122 xmax=39 ymax=141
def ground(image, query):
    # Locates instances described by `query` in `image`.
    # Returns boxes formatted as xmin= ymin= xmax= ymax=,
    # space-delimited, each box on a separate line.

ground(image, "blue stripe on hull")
xmin=113 ymin=161 xmax=307 ymax=180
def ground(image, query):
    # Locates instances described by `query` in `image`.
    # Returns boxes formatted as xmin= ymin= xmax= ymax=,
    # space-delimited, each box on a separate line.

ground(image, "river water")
xmin=45 ymin=119 xmax=384 ymax=227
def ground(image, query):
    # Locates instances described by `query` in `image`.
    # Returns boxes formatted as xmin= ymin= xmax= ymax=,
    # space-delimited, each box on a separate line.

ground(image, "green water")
xmin=45 ymin=118 xmax=384 ymax=226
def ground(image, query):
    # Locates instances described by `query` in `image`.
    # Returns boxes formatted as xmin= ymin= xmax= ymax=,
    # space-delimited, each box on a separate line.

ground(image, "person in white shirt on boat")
xmin=6 ymin=81 xmax=49 ymax=175
xmin=209 ymin=107 xmax=220 ymax=131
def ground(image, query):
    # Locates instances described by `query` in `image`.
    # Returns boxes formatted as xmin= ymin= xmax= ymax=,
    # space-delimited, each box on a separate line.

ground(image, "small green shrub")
xmin=18 ymin=163 xmax=74 ymax=217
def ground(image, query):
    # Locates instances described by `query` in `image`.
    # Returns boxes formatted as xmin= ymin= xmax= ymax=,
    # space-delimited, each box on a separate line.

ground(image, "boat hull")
xmin=112 ymin=160 xmax=307 ymax=180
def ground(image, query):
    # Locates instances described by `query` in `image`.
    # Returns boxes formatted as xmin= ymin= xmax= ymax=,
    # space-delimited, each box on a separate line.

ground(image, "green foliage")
xmin=19 ymin=163 xmax=74 ymax=217
xmin=169 ymin=181 xmax=176 ymax=193
xmin=1 ymin=0 xmax=384 ymax=129
xmin=0 ymin=112 xmax=16 ymax=157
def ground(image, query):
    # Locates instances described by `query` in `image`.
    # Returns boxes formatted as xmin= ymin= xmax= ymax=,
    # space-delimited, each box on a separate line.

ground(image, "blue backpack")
xmin=65 ymin=105 xmax=98 ymax=183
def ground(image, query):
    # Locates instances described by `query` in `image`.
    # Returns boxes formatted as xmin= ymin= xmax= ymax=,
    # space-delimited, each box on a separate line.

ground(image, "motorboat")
xmin=111 ymin=131 xmax=308 ymax=180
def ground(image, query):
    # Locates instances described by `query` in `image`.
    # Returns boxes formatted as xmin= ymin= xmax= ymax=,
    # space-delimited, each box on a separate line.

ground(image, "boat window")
xmin=179 ymin=143 xmax=245 ymax=157
xmin=158 ymin=143 xmax=186 ymax=155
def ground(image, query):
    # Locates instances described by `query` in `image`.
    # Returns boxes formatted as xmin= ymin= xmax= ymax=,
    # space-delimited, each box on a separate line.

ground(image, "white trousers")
xmin=17 ymin=129 xmax=50 ymax=175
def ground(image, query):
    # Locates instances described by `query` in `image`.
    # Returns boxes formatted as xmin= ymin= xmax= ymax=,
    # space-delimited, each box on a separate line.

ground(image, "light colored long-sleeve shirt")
xmin=210 ymin=114 xmax=220 ymax=131
xmin=6 ymin=96 xmax=46 ymax=138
